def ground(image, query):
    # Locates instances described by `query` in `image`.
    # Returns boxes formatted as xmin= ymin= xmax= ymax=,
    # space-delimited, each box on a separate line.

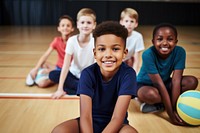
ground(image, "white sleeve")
xmin=65 ymin=36 xmax=75 ymax=55
xmin=135 ymin=33 xmax=145 ymax=52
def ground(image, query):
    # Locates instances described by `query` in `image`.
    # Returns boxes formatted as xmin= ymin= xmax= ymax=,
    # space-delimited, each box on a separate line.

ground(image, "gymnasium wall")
xmin=0 ymin=0 xmax=200 ymax=26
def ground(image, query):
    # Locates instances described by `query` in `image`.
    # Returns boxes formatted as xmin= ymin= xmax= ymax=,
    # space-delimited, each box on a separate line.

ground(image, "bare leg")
xmin=26 ymin=62 xmax=56 ymax=87
xmin=181 ymin=75 xmax=198 ymax=92
xmin=37 ymin=79 xmax=55 ymax=88
xmin=119 ymin=124 xmax=138 ymax=133
xmin=137 ymin=86 xmax=162 ymax=104
xmin=52 ymin=119 xmax=79 ymax=133
xmin=35 ymin=68 xmax=55 ymax=88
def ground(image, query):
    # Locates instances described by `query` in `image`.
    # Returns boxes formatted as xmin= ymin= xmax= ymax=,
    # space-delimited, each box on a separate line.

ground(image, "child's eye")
xmin=167 ymin=37 xmax=175 ymax=42
xmin=113 ymin=48 xmax=120 ymax=51
xmin=98 ymin=48 xmax=105 ymax=51
xmin=168 ymin=38 xmax=173 ymax=41
xmin=157 ymin=38 xmax=162 ymax=41
xmin=87 ymin=21 xmax=92 ymax=24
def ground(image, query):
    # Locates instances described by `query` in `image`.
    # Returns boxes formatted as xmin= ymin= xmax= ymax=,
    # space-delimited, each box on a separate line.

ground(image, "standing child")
xmin=25 ymin=15 xmax=75 ymax=88
xmin=137 ymin=23 xmax=198 ymax=125
xmin=52 ymin=21 xmax=138 ymax=133
xmin=50 ymin=8 xmax=96 ymax=99
xmin=120 ymin=8 xmax=145 ymax=74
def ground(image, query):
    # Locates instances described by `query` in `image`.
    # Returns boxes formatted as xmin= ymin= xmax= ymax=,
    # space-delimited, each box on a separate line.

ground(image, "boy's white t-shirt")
xmin=124 ymin=31 xmax=145 ymax=61
xmin=66 ymin=34 xmax=95 ymax=78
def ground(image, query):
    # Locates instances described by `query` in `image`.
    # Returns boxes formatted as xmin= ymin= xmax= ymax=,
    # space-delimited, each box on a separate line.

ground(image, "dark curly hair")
xmin=153 ymin=23 xmax=178 ymax=39
xmin=93 ymin=21 xmax=128 ymax=48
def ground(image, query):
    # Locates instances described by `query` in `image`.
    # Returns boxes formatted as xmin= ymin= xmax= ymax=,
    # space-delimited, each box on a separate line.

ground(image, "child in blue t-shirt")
xmin=52 ymin=21 xmax=138 ymax=133
xmin=137 ymin=23 xmax=198 ymax=126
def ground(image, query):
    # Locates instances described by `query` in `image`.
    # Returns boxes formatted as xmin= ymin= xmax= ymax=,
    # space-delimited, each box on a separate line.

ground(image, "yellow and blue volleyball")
xmin=176 ymin=90 xmax=200 ymax=126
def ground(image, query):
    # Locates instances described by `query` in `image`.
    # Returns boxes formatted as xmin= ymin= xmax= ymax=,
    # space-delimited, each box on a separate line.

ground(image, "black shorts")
xmin=76 ymin=117 xmax=129 ymax=133
xmin=137 ymin=78 xmax=172 ymax=95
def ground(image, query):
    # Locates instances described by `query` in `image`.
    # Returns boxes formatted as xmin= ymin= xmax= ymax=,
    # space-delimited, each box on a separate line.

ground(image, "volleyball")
xmin=35 ymin=68 xmax=49 ymax=84
xmin=176 ymin=90 xmax=200 ymax=126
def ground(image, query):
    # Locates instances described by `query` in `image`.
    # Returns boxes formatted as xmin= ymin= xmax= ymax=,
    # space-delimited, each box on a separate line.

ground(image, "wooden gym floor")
xmin=0 ymin=25 xmax=199 ymax=133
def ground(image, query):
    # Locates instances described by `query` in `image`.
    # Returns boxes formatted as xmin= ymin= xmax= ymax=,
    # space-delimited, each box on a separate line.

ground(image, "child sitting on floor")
xmin=52 ymin=21 xmax=138 ymax=133
xmin=26 ymin=15 xmax=75 ymax=88
xmin=137 ymin=23 xmax=198 ymax=125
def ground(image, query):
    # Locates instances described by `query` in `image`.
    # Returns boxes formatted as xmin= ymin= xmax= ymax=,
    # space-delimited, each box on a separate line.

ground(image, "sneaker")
xmin=140 ymin=103 xmax=165 ymax=113
xmin=26 ymin=73 xmax=34 ymax=86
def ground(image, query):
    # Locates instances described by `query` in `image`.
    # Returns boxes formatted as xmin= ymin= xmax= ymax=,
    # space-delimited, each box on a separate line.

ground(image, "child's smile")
xmin=102 ymin=60 xmax=116 ymax=66
xmin=94 ymin=34 xmax=127 ymax=77
xmin=153 ymin=27 xmax=178 ymax=59
xmin=161 ymin=47 xmax=169 ymax=52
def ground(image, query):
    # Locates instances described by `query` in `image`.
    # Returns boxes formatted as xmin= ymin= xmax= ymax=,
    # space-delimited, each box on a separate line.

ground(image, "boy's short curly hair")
xmin=93 ymin=21 xmax=128 ymax=48
xmin=153 ymin=23 xmax=178 ymax=39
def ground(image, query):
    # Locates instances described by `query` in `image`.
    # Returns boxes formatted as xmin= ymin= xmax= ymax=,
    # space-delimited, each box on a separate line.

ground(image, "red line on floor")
xmin=0 ymin=97 xmax=79 ymax=100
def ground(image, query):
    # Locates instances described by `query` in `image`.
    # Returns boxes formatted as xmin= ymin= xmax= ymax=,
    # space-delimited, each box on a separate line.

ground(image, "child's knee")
xmin=187 ymin=76 xmax=198 ymax=89
xmin=138 ymin=88 xmax=160 ymax=103
xmin=37 ymin=80 xmax=51 ymax=88
xmin=51 ymin=126 xmax=65 ymax=133
xmin=140 ymin=89 xmax=158 ymax=97
xmin=119 ymin=125 xmax=138 ymax=133
xmin=191 ymin=76 xmax=198 ymax=89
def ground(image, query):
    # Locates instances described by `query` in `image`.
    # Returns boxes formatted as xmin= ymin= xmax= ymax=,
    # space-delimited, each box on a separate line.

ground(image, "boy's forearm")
xmin=133 ymin=52 xmax=140 ymax=74
xmin=35 ymin=47 xmax=52 ymax=69
xmin=133 ymin=61 xmax=139 ymax=74
xmin=103 ymin=96 xmax=130 ymax=133
xmin=57 ymin=68 xmax=69 ymax=91
xmin=80 ymin=117 xmax=93 ymax=133
xmin=171 ymin=70 xmax=183 ymax=110
xmin=57 ymin=57 xmax=71 ymax=91
xmin=35 ymin=55 xmax=47 ymax=69
xmin=171 ymin=80 xmax=181 ymax=110
xmin=102 ymin=118 xmax=123 ymax=133
xmin=153 ymin=81 xmax=174 ymax=116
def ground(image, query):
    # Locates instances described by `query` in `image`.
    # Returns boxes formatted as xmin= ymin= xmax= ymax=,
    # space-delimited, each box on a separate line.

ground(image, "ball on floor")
xmin=176 ymin=90 xmax=200 ymax=126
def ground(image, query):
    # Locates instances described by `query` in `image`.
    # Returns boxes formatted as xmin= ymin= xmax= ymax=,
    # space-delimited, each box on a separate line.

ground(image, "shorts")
xmin=137 ymin=78 xmax=172 ymax=94
xmin=49 ymin=67 xmax=79 ymax=95
xmin=55 ymin=66 xmax=61 ymax=70
xmin=49 ymin=66 xmax=61 ymax=83
xmin=76 ymin=116 xmax=129 ymax=133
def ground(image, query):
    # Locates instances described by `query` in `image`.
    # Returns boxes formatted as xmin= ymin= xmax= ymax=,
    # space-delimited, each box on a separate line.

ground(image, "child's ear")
xmin=119 ymin=20 xmax=123 ymax=25
xmin=134 ymin=22 xmax=138 ymax=28
xmin=76 ymin=21 xmax=80 ymax=29
xmin=123 ymin=48 xmax=128 ymax=59
xmin=57 ymin=26 xmax=60 ymax=32
xmin=175 ymin=39 xmax=178 ymax=44
xmin=93 ymin=48 xmax=96 ymax=59
xmin=152 ymin=39 xmax=154 ymax=45
xmin=93 ymin=22 xmax=97 ymax=30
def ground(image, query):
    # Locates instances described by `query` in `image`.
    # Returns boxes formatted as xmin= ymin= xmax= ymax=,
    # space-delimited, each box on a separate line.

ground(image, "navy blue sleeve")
xmin=77 ymin=68 xmax=94 ymax=98
xmin=119 ymin=67 xmax=137 ymax=97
